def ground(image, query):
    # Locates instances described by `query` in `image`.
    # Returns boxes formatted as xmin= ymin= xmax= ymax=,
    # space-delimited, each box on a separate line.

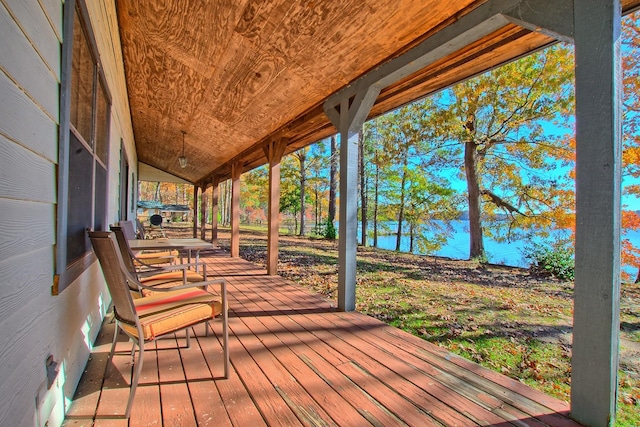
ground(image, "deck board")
xmin=63 ymin=250 xmax=582 ymax=426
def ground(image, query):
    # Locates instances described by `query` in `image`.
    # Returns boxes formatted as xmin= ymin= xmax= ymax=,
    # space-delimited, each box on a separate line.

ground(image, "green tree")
xmin=359 ymin=128 xmax=368 ymax=246
xmin=280 ymin=154 xmax=302 ymax=233
xmin=328 ymin=135 xmax=338 ymax=231
xmin=241 ymin=166 xmax=268 ymax=224
xmin=307 ymin=141 xmax=329 ymax=236
xmin=372 ymin=103 xmax=461 ymax=253
xmin=376 ymin=106 xmax=418 ymax=251
xmin=403 ymin=168 xmax=461 ymax=254
xmin=293 ymin=147 xmax=309 ymax=236
xmin=426 ymin=44 xmax=576 ymax=259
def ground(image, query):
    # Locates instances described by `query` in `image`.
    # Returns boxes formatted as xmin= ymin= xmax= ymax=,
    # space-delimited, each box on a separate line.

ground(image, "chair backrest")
xmin=135 ymin=218 xmax=146 ymax=239
xmin=109 ymin=225 xmax=139 ymax=277
xmin=119 ymin=220 xmax=138 ymax=240
xmin=149 ymin=214 xmax=163 ymax=226
xmin=88 ymin=231 xmax=140 ymax=326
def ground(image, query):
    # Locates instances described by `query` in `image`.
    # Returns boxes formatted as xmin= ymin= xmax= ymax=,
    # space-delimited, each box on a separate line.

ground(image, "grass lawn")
xmin=172 ymin=225 xmax=640 ymax=425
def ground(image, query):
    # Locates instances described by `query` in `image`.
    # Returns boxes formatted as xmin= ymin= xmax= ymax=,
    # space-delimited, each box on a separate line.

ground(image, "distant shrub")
xmin=324 ymin=219 xmax=336 ymax=240
xmin=524 ymin=241 xmax=574 ymax=281
xmin=471 ymin=252 xmax=489 ymax=266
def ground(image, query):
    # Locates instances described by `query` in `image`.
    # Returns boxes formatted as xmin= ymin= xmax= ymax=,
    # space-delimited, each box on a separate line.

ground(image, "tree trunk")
xmin=409 ymin=222 xmax=415 ymax=253
xmin=226 ymin=180 xmax=232 ymax=226
xmin=219 ymin=181 xmax=226 ymax=226
xmin=314 ymin=180 xmax=319 ymax=234
xmin=329 ymin=135 xmax=337 ymax=224
xmin=395 ymin=151 xmax=409 ymax=251
xmin=373 ymin=150 xmax=380 ymax=248
xmin=154 ymin=182 xmax=162 ymax=202
xmin=200 ymin=188 xmax=207 ymax=240
xmin=220 ymin=180 xmax=231 ymax=226
xmin=464 ymin=140 xmax=485 ymax=259
xmin=395 ymin=179 xmax=405 ymax=251
xmin=298 ymin=150 xmax=307 ymax=236
xmin=359 ymin=129 xmax=368 ymax=246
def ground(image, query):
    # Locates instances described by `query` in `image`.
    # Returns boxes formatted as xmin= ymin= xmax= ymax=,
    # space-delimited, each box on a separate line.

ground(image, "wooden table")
xmin=128 ymin=238 xmax=213 ymax=271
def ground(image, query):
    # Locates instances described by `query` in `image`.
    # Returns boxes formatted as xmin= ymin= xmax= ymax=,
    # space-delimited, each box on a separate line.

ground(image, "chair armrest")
xmin=135 ymin=277 xmax=225 ymax=294
xmin=132 ymin=254 xmax=176 ymax=267
xmin=136 ymin=261 xmax=208 ymax=278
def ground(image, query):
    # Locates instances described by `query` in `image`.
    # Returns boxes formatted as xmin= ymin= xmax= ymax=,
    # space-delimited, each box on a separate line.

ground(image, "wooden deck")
xmin=63 ymin=251 xmax=582 ymax=427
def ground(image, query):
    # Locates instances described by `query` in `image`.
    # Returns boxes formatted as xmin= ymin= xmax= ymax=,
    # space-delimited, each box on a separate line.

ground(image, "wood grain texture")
xmin=65 ymin=252 xmax=582 ymax=426
xmin=121 ymin=0 xmax=623 ymax=183
xmin=63 ymin=321 xmax=115 ymax=423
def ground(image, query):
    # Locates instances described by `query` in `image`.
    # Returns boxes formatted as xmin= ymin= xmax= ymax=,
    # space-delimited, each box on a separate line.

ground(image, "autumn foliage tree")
xmin=422 ymin=44 xmax=576 ymax=259
xmin=139 ymin=181 xmax=193 ymax=206
xmin=621 ymin=12 xmax=640 ymax=281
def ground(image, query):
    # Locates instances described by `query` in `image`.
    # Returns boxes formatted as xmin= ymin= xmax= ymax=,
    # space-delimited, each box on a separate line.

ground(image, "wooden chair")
xmin=88 ymin=230 xmax=229 ymax=418
xmin=110 ymin=225 xmax=205 ymax=296
xmin=135 ymin=218 xmax=146 ymax=239
xmin=118 ymin=220 xmax=177 ymax=265
xmin=119 ymin=220 xmax=139 ymax=240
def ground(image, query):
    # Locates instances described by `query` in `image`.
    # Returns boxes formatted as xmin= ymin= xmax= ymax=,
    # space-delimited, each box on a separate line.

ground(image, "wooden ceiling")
xmin=117 ymin=0 xmax=640 ymax=186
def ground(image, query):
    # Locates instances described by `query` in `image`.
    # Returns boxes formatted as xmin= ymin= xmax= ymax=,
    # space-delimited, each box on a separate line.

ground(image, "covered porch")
xmin=64 ymin=250 xmax=581 ymax=426
xmin=3 ymin=0 xmax=638 ymax=425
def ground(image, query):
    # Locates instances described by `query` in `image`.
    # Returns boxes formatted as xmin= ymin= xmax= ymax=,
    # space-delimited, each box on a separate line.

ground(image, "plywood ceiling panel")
xmin=117 ymin=0 xmax=640 ymax=184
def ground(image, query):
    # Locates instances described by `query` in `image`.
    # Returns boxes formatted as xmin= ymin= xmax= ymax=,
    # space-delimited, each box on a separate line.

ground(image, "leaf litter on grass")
xmin=207 ymin=227 xmax=639 ymax=425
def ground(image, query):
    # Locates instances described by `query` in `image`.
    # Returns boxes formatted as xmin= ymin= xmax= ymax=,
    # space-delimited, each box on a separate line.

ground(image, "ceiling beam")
xmin=501 ymin=0 xmax=574 ymax=42
xmin=323 ymin=0 xmax=526 ymax=114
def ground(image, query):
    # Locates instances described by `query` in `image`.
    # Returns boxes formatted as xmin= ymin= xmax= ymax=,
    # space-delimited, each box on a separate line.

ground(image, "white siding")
xmin=0 ymin=2 xmax=59 ymax=118
xmin=0 ymin=1 xmax=136 ymax=426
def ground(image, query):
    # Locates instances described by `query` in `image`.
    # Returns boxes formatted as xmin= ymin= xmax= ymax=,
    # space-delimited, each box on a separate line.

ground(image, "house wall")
xmin=0 ymin=1 xmax=136 ymax=426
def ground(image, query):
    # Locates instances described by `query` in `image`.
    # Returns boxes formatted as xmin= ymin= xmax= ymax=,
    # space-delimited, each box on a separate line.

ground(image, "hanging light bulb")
xmin=178 ymin=130 xmax=187 ymax=168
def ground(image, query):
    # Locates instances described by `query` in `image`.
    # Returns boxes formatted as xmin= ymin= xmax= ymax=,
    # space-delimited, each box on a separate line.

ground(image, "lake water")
xmin=358 ymin=220 xmax=543 ymax=266
xmin=356 ymin=219 xmax=640 ymax=276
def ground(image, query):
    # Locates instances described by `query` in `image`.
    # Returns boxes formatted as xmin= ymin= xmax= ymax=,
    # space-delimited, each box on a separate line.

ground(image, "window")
xmin=55 ymin=0 xmax=111 ymax=294
xmin=119 ymin=141 xmax=130 ymax=221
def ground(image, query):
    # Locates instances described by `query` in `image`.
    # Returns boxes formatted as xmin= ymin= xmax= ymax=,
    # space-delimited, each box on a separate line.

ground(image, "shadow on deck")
xmin=63 ymin=250 xmax=582 ymax=426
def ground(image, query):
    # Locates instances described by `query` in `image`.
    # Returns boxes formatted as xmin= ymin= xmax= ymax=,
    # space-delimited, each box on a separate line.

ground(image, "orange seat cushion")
xmin=134 ymin=250 xmax=177 ymax=265
xmin=120 ymin=289 xmax=222 ymax=340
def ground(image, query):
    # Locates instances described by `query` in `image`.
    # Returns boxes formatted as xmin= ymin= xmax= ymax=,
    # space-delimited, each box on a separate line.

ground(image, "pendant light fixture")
xmin=178 ymin=130 xmax=187 ymax=168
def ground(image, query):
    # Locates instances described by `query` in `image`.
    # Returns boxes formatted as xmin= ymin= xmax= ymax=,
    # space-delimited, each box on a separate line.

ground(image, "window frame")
xmin=119 ymin=140 xmax=130 ymax=221
xmin=55 ymin=0 xmax=112 ymax=294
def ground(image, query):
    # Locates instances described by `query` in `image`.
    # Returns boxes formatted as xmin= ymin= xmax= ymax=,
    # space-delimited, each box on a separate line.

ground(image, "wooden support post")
xmin=324 ymin=87 xmax=379 ymax=311
xmin=192 ymin=185 xmax=199 ymax=238
xmin=230 ymin=163 xmax=242 ymax=258
xmin=263 ymin=138 xmax=288 ymax=275
xmin=211 ymin=177 xmax=220 ymax=246
xmin=572 ymin=1 xmax=622 ymax=425
xmin=501 ymin=2 xmax=624 ymax=423
xmin=200 ymin=185 xmax=208 ymax=240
